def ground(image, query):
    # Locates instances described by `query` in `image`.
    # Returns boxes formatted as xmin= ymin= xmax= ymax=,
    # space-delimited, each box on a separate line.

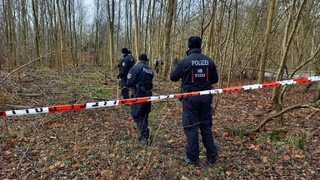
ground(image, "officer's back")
xmin=170 ymin=37 xmax=218 ymax=92
xmin=127 ymin=54 xmax=153 ymax=97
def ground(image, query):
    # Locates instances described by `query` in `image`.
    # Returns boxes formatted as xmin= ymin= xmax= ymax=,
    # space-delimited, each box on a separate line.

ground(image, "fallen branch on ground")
xmin=253 ymin=100 xmax=320 ymax=132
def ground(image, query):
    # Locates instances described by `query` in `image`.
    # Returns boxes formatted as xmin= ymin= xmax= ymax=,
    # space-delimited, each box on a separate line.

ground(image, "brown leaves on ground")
xmin=0 ymin=68 xmax=319 ymax=179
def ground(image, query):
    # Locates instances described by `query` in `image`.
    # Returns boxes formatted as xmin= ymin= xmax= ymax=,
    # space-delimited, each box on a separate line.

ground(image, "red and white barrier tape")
xmin=1 ymin=76 xmax=319 ymax=117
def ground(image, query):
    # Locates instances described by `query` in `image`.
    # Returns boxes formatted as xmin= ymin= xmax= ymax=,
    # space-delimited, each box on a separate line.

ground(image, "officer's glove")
xmin=117 ymin=74 xmax=122 ymax=79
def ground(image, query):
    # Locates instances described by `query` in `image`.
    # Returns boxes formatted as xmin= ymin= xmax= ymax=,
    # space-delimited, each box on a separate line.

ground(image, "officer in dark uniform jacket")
xmin=127 ymin=53 xmax=154 ymax=145
xmin=117 ymin=48 xmax=135 ymax=99
xmin=170 ymin=36 xmax=219 ymax=165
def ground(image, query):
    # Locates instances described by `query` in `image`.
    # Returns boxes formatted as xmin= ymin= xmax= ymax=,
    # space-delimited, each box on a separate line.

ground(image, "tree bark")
xmin=272 ymin=0 xmax=307 ymax=127
xmin=133 ymin=0 xmax=140 ymax=57
xmin=56 ymin=0 xmax=66 ymax=71
xmin=258 ymin=0 xmax=276 ymax=83
xmin=206 ymin=0 xmax=217 ymax=57
xmin=227 ymin=0 xmax=238 ymax=87
xmin=163 ymin=0 xmax=176 ymax=77
xmin=106 ymin=0 xmax=115 ymax=69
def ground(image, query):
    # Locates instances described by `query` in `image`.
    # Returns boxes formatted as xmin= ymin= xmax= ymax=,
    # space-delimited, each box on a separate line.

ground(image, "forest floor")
xmin=0 ymin=67 xmax=319 ymax=179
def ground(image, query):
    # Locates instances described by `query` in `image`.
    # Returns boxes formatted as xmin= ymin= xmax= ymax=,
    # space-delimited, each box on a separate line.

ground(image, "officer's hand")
xmin=117 ymin=74 xmax=122 ymax=79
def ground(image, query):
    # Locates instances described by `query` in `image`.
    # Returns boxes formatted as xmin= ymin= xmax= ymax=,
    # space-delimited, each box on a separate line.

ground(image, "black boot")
xmin=183 ymin=154 xmax=199 ymax=166
xmin=138 ymin=135 xmax=152 ymax=146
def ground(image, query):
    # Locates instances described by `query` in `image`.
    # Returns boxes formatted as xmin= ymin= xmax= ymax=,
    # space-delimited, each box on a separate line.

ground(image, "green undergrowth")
xmin=230 ymin=124 xmax=255 ymax=136
xmin=256 ymin=129 xmax=309 ymax=149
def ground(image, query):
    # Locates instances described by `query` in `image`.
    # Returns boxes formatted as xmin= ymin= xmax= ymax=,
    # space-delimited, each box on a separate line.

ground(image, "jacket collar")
xmin=186 ymin=48 xmax=201 ymax=55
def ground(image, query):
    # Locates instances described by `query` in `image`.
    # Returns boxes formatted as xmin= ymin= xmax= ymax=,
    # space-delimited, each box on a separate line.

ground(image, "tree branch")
xmin=253 ymin=100 xmax=319 ymax=132
xmin=1 ymin=47 xmax=75 ymax=84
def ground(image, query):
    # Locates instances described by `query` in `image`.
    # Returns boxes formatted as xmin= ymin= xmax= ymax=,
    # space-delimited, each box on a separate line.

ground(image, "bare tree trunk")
xmin=311 ymin=6 xmax=320 ymax=102
xmin=227 ymin=0 xmax=238 ymax=87
xmin=115 ymin=0 xmax=121 ymax=62
xmin=124 ymin=0 xmax=131 ymax=47
xmin=206 ymin=0 xmax=217 ymax=57
xmin=106 ymin=0 xmax=115 ymax=69
xmin=93 ymin=0 xmax=101 ymax=66
xmin=219 ymin=2 xmax=232 ymax=88
xmin=56 ymin=0 xmax=66 ymax=71
xmin=258 ymin=0 xmax=276 ymax=83
xmin=147 ymin=0 xmax=156 ymax=59
xmin=21 ymin=0 xmax=28 ymax=63
xmin=71 ymin=0 xmax=78 ymax=66
xmin=144 ymin=0 xmax=152 ymax=53
xmin=46 ymin=0 xmax=58 ymax=68
xmin=216 ymin=1 xmax=226 ymax=88
xmin=32 ymin=0 xmax=42 ymax=67
xmin=157 ymin=0 xmax=165 ymax=61
xmin=4 ymin=0 xmax=17 ymax=69
xmin=162 ymin=0 xmax=176 ymax=77
xmin=272 ymin=0 xmax=306 ymax=127
xmin=68 ymin=0 xmax=76 ymax=66
xmin=133 ymin=0 xmax=140 ymax=57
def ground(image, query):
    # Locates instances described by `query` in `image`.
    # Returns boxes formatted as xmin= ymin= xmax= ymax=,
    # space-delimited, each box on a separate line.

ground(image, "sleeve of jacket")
xmin=119 ymin=57 xmax=130 ymax=75
xmin=126 ymin=67 xmax=137 ymax=88
xmin=210 ymin=62 xmax=219 ymax=84
xmin=170 ymin=62 xmax=182 ymax=82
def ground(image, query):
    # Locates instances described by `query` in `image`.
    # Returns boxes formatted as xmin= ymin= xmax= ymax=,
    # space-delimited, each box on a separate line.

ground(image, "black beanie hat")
xmin=121 ymin=48 xmax=129 ymax=54
xmin=139 ymin=54 xmax=148 ymax=61
xmin=188 ymin=36 xmax=202 ymax=49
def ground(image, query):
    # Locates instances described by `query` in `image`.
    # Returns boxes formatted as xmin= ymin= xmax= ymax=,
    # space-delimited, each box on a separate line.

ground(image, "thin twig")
xmin=1 ymin=47 xmax=75 ymax=84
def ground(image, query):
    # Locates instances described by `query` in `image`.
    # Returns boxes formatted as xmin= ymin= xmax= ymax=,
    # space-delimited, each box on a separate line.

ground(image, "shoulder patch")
xmin=122 ymin=62 xmax=126 ymax=67
xmin=127 ymin=73 xmax=132 ymax=79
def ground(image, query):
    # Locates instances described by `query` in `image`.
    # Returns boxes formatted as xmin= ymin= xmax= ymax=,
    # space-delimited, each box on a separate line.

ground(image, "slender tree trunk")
xmin=206 ymin=0 xmax=217 ymax=57
xmin=32 ymin=0 xmax=42 ymax=66
xmin=115 ymin=0 xmax=121 ymax=61
xmin=133 ymin=0 xmax=140 ymax=57
xmin=163 ymin=0 xmax=176 ymax=77
xmin=148 ymin=0 xmax=156 ymax=59
xmin=258 ymin=0 xmax=276 ymax=83
xmin=46 ymin=0 xmax=57 ymax=68
xmin=219 ymin=2 xmax=232 ymax=88
xmin=144 ymin=0 xmax=152 ymax=53
xmin=216 ymin=1 xmax=226 ymax=88
xmin=227 ymin=0 xmax=238 ymax=87
xmin=94 ymin=0 xmax=101 ymax=66
xmin=56 ymin=0 xmax=66 ymax=71
xmin=5 ymin=0 xmax=17 ymax=68
xmin=106 ymin=0 xmax=115 ymax=69
xmin=21 ymin=0 xmax=28 ymax=62
xmin=125 ymin=0 xmax=131 ymax=47
xmin=71 ymin=0 xmax=78 ymax=66
xmin=157 ymin=0 xmax=165 ymax=60
xmin=311 ymin=7 xmax=320 ymax=102
xmin=272 ymin=0 xmax=306 ymax=127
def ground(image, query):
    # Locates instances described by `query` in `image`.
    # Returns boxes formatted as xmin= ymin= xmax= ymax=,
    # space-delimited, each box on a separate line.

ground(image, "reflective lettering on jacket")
xmin=191 ymin=60 xmax=209 ymax=66
xmin=191 ymin=60 xmax=209 ymax=83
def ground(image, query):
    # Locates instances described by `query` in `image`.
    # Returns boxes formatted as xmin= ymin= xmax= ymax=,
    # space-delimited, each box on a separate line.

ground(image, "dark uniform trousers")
xmin=182 ymin=94 xmax=218 ymax=162
xmin=130 ymin=89 xmax=152 ymax=139
xmin=120 ymin=77 xmax=129 ymax=99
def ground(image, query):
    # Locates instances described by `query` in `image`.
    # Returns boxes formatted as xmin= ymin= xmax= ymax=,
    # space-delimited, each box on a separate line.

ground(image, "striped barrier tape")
xmin=1 ymin=76 xmax=319 ymax=117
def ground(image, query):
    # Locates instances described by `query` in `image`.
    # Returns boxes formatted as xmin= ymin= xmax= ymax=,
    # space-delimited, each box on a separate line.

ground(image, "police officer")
xmin=127 ymin=53 xmax=154 ymax=145
xmin=117 ymin=48 xmax=135 ymax=99
xmin=170 ymin=36 xmax=219 ymax=165
xmin=154 ymin=58 xmax=159 ymax=73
